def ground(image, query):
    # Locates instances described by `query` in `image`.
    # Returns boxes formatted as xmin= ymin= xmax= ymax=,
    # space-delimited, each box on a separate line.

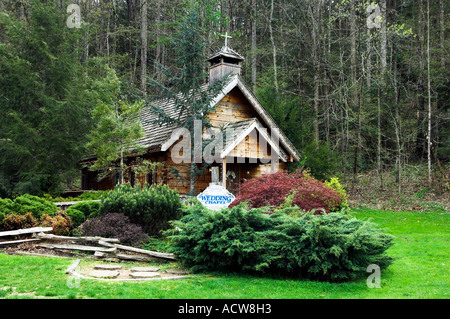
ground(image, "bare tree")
xmin=426 ymin=0 xmax=432 ymax=185
xmin=251 ymin=0 xmax=257 ymax=92
xmin=269 ymin=0 xmax=278 ymax=93
xmin=140 ymin=0 xmax=148 ymax=94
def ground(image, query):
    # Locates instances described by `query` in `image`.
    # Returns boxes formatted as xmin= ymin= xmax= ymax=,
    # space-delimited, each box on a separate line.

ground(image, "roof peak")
xmin=207 ymin=45 xmax=244 ymax=62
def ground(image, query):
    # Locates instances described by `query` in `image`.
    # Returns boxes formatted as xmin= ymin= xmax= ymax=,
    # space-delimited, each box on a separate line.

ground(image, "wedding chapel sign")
xmin=197 ymin=185 xmax=235 ymax=211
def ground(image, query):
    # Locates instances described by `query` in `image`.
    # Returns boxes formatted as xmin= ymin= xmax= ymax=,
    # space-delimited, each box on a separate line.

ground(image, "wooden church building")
xmin=81 ymin=44 xmax=301 ymax=195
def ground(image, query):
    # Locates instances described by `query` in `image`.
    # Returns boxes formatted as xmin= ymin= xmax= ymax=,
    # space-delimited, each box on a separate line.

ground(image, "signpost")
xmin=197 ymin=185 xmax=235 ymax=211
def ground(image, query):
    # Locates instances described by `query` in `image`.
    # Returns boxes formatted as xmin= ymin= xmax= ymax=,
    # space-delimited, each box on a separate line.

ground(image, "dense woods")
xmin=0 ymin=0 xmax=448 ymax=199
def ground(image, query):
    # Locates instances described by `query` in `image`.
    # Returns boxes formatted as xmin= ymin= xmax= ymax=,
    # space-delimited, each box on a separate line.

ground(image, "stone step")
xmin=129 ymin=272 xmax=161 ymax=278
xmin=164 ymin=269 xmax=190 ymax=275
xmin=129 ymin=266 xmax=160 ymax=272
xmin=94 ymin=264 xmax=123 ymax=271
xmin=89 ymin=270 xmax=120 ymax=279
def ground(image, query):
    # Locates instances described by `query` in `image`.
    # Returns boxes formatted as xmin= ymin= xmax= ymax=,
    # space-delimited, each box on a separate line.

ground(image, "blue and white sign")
xmin=197 ymin=185 xmax=235 ymax=211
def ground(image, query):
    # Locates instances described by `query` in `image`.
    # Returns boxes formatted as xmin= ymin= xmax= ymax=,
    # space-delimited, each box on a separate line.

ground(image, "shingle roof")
xmin=83 ymin=75 xmax=300 ymax=163
xmin=207 ymin=46 xmax=245 ymax=62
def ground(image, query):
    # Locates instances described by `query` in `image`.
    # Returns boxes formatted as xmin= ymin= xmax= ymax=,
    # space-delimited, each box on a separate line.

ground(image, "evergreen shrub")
xmin=0 ymin=198 xmax=14 ymax=223
xmin=167 ymin=204 xmax=394 ymax=281
xmin=231 ymin=170 xmax=346 ymax=213
xmin=11 ymin=194 xmax=58 ymax=218
xmin=66 ymin=208 xmax=86 ymax=228
xmin=99 ymin=183 xmax=182 ymax=236
xmin=67 ymin=200 xmax=101 ymax=219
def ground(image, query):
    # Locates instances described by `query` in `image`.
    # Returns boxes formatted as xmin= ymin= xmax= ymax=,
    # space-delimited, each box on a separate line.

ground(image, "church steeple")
xmin=207 ymin=33 xmax=244 ymax=85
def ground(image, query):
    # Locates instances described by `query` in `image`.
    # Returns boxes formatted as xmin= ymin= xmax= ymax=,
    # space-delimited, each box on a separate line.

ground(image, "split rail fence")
xmin=0 ymin=226 xmax=175 ymax=262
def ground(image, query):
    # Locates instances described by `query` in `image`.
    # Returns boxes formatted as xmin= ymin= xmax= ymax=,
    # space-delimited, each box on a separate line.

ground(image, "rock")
xmin=89 ymin=270 xmax=120 ymax=278
xmin=130 ymin=266 xmax=160 ymax=272
xmin=129 ymin=272 xmax=161 ymax=278
xmin=164 ymin=269 xmax=190 ymax=275
xmin=94 ymin=264 xmax=123 ymax=270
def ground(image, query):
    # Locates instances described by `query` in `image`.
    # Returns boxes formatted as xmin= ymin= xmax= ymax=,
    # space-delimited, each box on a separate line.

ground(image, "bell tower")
xmin=207 ymin=33 xmax=244 ymax=85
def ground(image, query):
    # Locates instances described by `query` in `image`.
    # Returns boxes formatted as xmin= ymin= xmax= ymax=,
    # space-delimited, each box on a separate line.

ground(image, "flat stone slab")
xmin=94 ymin=264 xmax=123 ymax=270
xmin=129 ymin=272 xmax=161 ymax=278
xmin=89 ymin=270 xmax=120 ymax=278
xmin=130 ymin=266 xmax=160 ymax=272
xmin=164 ymin=269 xmax=190 ymax=275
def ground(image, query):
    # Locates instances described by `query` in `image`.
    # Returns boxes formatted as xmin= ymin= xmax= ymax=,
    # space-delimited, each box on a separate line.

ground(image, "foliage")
xmin=324 ymin=177 xmax=349 ymax=210
xmin=255 ymin=72 xmax=312 ymax=151
xmin=86 ymin=67 xmax=145 ymax=183
xmin=43 ymin=191 xmax=109 ymax=203
xmin=1 ymin=209 xmax=74 ymax=234
xmin=0 ymin=209 xmax=448 ymax=299
xmin=0 ymin=198 xmax=14 ymax=223
xmin=146 ymin=3 xmax=230 ymax=194
xmin=0 ymin=0 xmax=94 ymax=196
xmin=0 ymin=212 xmax=38 ymax=231
xmin=231 ymin=170 xmax=346 ymax=213
xmin=11 ymin=194 xmax=58 ymax=219
xmin=297 ymin=141 xmax=341 ymax=181
xmin=79 ymin=213 xmax=149 ymax=246
xmin=65 ymin=208 xmax=85 ymax=229
xmin=66 ymin=201 xmax=101 ymax=219
xmin=131 ymin=159 xmax=164 ymax=177
xmin=99 ymin=183 xmax=183 ymax=236
xmin=39 ymin=211 xmax=73 ymax=236
xmin=167 ymin=204 xmax=395 ymax=281
xmin=140 ymin=236 xmax=173 ymax=253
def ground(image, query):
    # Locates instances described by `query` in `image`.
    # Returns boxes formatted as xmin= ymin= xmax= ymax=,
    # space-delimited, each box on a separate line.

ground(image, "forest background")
xmin=0 ymin=0 xmax=448 ymax=211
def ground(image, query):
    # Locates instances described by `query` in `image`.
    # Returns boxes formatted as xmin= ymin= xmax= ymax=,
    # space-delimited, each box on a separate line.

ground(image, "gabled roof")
xmin=220 ymin=118 xmax=288 ymax=162
xmin=139 ymin=75 xmax=301 ymax=162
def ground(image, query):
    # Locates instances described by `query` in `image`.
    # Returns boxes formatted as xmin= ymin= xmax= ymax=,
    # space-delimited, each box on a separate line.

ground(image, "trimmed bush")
xmin=231 ymin=170 xmax=346 ymax=213
xmin=79 ymin=213 xmax=149 ymax=246
xmin=0 ymin=198 xmax=14 ymax=223
xmin=99 ymin=183 xmax=182 ymax=236
xmin=39 ymin=211 xmax=73 ymax=235
xmin=1 ymin=212 xmax=38 ymax=231
xmin=66 ymin=208 xmax=86 ymax=228
xmin=11 ymin=194 xmax=58 ymax=218
xmin=167 ymin=204 xmax=394 ymax=281
xmin=67 ymin=201 xmax=101 ymax=219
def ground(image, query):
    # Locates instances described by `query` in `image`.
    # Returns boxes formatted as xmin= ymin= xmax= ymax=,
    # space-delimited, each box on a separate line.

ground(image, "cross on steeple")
xmin=221 ymin=32 xmax=232 ymax=47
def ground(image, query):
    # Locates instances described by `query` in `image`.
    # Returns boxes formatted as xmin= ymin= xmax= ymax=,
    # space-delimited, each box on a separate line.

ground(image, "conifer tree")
xmin=86 ymin=68 xmax=144 ymax=184
xmin=146 ymin=2 xmax=229 ymax=195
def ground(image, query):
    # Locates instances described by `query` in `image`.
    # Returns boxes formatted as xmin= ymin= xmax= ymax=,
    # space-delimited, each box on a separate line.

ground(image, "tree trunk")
xmin=440 ymin=0 xmax=445 ymax=70
xmin=394 ymin=43 xmax=402 ymax=192
xmin=426 ymin=0 xmax=432 ymax=185
xmin=140 ymin=0 xmax=148 ymax=94
xmin=269 ymin=0 xmax=278 ymax=92
xmin=155 ymin=0 xmax=162 ymax=81
xmin=416 ymin=0 xmax=426 ymax=158
xmin=251 ymin=0 xmax=257 ymax=92
xmin=310 ymin=1 xmax=322 ymax=142
xmin=378 ymin=0 xmax=387 ymax=187
xmin=120 ymin=146 xmax=124 ymax=185
xmin=350 ymin=0 xmax=358 ymax=178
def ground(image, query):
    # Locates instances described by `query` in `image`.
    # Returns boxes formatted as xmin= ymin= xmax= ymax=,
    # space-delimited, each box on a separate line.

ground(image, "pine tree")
xmin=86 ymin=68 xmax=144 ymax=184
xmin=146 ymin=3 xmax=230 ymax=195
xmin=0 ymin=0 xmax=92 ymax=196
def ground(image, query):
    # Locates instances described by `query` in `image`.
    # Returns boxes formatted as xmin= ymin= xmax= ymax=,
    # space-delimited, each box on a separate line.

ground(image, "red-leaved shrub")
xmin=0 ymin=212 xmax=38 ymax=231
xmin=79 ymin=213 xmax=149 ymax=246
xmin=230 ymin=170 xmax=345 ymax=213
xmin=40 ymin=210 xmax=73 ymax=235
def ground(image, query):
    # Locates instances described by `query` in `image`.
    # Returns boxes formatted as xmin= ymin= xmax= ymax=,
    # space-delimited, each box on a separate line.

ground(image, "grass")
xmin=0 ymin=208 xmax=448 ymax=299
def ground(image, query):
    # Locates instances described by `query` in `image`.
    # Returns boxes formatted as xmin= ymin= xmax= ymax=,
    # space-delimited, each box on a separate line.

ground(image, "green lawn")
xmin=0 ymin=208 xmax=448 ymax=299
